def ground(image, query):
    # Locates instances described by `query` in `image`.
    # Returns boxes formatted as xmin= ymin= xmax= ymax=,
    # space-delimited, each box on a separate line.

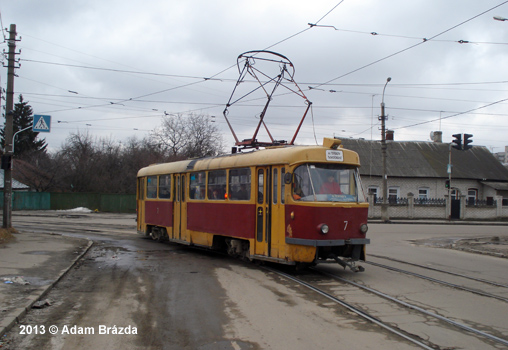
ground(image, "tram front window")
xmin=292 ymin=163 xmax=366 ymax=203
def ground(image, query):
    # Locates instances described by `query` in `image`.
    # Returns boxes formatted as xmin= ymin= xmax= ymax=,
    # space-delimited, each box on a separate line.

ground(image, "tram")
xmin=136 ymin=137 xmax=369 ymax=271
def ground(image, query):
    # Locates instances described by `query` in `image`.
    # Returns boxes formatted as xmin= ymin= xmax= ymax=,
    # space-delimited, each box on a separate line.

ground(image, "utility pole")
xmin=3 ymin=24 xmax=19 ymax=229
xmin=380 ymin=77 xmax=391 ymax=222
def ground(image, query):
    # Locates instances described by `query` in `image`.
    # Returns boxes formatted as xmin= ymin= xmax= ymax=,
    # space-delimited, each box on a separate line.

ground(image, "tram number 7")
xmin=343 ymin=221 xmax=348 ymax=230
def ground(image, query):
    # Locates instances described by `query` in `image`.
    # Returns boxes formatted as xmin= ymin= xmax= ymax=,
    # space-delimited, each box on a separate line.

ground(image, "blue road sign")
xmin=33 ymin=115 xmax=51 ymax=133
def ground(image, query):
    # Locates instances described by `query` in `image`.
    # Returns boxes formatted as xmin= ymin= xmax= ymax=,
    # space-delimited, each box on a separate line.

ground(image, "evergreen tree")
xmin=1 ymin=95 xmax=47 ymax=157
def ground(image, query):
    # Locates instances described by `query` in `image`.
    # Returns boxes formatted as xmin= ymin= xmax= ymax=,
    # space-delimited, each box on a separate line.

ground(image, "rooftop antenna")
xmin=223 ymin=50 xmax=312 ymax=149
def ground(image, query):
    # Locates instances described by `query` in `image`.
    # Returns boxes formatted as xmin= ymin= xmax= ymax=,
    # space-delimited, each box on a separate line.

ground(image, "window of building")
xmin=208 ymin=170 xmax=227 ymax=200
xmin=368 ymin=186 xmax=378 ymax=196
xmin=467 ymin=188 xmax=478 ymax=205
xmin=229 ymin=168 xmax=251 ymax=200
xmin=368 ymin=186 xmax=379 ymax=202
xmin=189 ymin=172 xmax=206 ymax=200
xmin=158 ymin=175 xmax=171 ymax=199
xmin=418 ymin=187 xmax=429 ymax=199
xmin=146 ymin=176 xmax=158 ymax=199
xmin=388 ymin=187 xmax=399 ymax=204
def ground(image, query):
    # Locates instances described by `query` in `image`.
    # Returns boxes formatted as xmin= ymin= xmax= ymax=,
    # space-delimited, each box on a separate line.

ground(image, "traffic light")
xmin=452 ymin=134 xmax=462 ymax=150
xmin=445 ymin=179 xmax=450 ymax=189
xmin=1 ymin=155 xmax=11 ymax=170
xmin=463 ymin=133 xmax=473 ymax=150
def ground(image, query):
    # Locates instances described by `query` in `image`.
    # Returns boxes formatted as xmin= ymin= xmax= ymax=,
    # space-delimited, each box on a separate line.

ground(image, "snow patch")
xmin=57 ymin=207 xmax=94 ymax=213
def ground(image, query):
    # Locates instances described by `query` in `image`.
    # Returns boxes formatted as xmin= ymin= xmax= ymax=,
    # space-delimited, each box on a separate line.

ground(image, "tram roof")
xmin=137 ymin=138 xmax=361 ymax=177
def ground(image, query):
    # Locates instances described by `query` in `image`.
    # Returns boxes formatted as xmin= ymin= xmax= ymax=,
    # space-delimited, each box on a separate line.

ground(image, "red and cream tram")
xmin=137 ymin=137 xmax=369 ymax=271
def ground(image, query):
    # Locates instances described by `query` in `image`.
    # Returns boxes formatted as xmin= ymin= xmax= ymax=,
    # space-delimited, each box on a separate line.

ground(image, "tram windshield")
xmin=292 ymin=163 xmax=366 ymax=203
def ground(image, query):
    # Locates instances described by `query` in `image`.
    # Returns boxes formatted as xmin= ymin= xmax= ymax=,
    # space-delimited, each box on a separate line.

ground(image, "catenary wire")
xmin=310 ymin=1 xmax=508 ymax=88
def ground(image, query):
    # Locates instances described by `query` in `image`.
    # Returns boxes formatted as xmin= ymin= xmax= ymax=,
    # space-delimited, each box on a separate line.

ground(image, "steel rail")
xmin=317 ymin=269 xmax=508 ymax=347
xmin=264 ymin=267 xmax=435 ymax=350
xmin=365 ymin=261 xmax=508 ymax=303
xmin=369 ymin=254 xmax=508 ymax=289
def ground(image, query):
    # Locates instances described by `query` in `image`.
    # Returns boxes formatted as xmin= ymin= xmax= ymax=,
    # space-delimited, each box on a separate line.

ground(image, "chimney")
xmin=386 ymin=130 xmax=394 ymax=141
xmin=431 ymin=131 xmax=442 ymax=143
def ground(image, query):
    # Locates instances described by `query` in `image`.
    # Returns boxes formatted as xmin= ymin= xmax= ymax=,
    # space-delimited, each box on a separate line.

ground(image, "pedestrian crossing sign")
xmin=33 ymin=115 xmax=51 ymax=133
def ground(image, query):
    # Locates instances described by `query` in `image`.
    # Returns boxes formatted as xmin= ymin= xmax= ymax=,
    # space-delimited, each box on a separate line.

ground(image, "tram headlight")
xmin=360 ymin=223 xmax=368 ymax=234
xmin=318 ymin=223 xmax=329 ymax=235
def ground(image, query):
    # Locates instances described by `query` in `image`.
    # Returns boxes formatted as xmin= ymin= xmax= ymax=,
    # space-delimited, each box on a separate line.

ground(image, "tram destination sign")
xmin=33 ymin=115 xmax=51 ymax=133
xmin=326 ymin=150 xmax=344 ymax=162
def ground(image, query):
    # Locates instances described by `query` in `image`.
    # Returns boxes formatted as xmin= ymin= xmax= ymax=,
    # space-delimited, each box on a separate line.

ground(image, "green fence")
xmin=0 ymin=191 xmax=51 ymax=211
xmin=0 ymin=191 xmax=136 ymax=213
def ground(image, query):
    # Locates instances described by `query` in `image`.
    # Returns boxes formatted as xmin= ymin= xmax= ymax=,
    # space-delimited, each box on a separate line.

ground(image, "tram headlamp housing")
xmin=360 ymin=223 xmax=368 ymax=234
xmin=318 ymin=223 xmax=329 ymax=235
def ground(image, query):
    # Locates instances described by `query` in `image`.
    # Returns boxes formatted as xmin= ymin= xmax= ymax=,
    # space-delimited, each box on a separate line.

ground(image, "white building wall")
xmin=361 ymin=176 xmax=485 ymax=199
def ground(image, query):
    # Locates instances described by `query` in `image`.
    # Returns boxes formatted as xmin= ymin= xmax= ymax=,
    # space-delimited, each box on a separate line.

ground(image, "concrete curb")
xmin=0 ymin=238 xmax=94 ymax=338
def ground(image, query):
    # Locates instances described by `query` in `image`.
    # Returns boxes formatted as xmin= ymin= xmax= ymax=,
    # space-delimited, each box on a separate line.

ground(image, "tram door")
xmin=255 ymin=167 xmax=271 ymax=257
xmin=137 ymin=178 xmax=145 ymax=232
xmin=173 ymin=174 xmax=187 ymax=241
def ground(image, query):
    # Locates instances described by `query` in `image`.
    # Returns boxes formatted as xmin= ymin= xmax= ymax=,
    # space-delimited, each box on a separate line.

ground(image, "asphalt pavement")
xmin=0 ymin=211 xmax=506 ymax=340
xmin=0 ymin=229 xmax=92 ymax=338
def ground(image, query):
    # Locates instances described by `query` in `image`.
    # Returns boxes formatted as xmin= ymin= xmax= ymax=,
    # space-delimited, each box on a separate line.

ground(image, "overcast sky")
xmin=1 ymin=0 xmax=508 ymax=153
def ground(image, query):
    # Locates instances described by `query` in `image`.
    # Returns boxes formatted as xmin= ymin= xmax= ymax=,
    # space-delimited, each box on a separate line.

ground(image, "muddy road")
xmin=3 ymin=212 xmax=508 ymax=349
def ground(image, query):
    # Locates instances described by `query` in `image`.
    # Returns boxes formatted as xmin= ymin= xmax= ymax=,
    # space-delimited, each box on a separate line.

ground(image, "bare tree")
xmin=150 ymin=113 xmax=224 ymax=159
xmin=49 ymin=132 xmax=174 ymax=194
xmin=117 ymin=136 xmax=172 ymax=193
xmin=13 ymin=153 xmax=63 ymax=192
xmin=184 ymin=114 xmax=225 ymax=158
xmin=13 ymin=115 xmax=224 ymax=195
xmin=150 ymin=114 xmax=189 ymax=157
xmin=57 ymin=132 xmax=98 ymax=192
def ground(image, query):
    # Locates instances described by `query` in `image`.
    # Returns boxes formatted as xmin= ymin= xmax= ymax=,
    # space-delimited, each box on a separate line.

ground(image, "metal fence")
xmin=375 ymin=197 xmax=447 ymax=206
xmin=0 ymin=191 xmax=136 ymax=213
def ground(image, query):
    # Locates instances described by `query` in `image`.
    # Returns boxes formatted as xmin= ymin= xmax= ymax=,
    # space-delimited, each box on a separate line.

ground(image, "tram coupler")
xmin=329 ymin=254 xmax=365 ymax=273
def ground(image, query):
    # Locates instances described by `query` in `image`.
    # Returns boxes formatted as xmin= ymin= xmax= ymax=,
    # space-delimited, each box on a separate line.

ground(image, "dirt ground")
xmin=0 ymin=228 xmax=17 ymax=244
xmin=452 ymin=236 xmax=508 ymax=258
xmin=412 ymin=235 xmax=508 ymax=258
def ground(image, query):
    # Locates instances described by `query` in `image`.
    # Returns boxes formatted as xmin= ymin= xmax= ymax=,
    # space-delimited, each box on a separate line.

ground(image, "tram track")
xmin=370 ymin=254 xmax=508 ymax=289
xmin=315 ymin=268 xmax=508 ymax=348
xmin=364 ymin=260 xmax=508 ymax=303
xmin=266 ymin=265 xmax=508 ymax=349
xmin=12 ymin=219 xmax=135 ymax=237
xmin=264 ymin=266 xmax=436 ymax=350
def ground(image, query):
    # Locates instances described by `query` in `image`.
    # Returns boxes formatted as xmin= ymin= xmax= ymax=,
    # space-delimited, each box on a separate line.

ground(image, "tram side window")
xmin=146 ymin=176 xmax=157 ymax=199
xmin=257 ymin=169 xmax=264 ymax=204
xmin=159 ymin=174 xmax=171 ymax=199
xmin=281 ymin=168 xmax=285 ymax=204
xmin=273 ymin=169 xmax=278 ymax=204
xmin=189 ymin=172 xmax=206 ymax=200
xmin=137 ymin=178 xmax=145 ymax=200
xmin=229 ymin=168 xmax=251 ymax=201
xmin=208 ymin=170 xmax=227 ymax=200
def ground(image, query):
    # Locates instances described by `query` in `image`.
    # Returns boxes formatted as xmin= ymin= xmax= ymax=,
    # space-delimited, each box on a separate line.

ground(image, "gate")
xmin=451 ymin=199 xmax=460 ymax=219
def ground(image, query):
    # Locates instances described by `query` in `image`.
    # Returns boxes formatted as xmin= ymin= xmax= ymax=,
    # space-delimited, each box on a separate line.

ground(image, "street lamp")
xmin=380 ymin=77 xmax=391 ymax=222
xmin=494 ymin=16 xmax=508 ymax=21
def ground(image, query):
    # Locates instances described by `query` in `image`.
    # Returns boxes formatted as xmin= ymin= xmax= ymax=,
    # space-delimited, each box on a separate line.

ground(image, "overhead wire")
xmin=16 ymin=2 xmax=503 ymax=127
xmin=309 ymin=0 xmax=508 ymax=88
xmin=0 ymin=9 xmax=6 ymax=42
xmin=9 ymin=2 xmax=508 ymax=145
xmin=20 ymin=59 xmax=227 ymax=82
xmin=305 ymin=24 xmax=508 ymax=46
xmin=393 ymin=97 xmax=508 ymax=130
